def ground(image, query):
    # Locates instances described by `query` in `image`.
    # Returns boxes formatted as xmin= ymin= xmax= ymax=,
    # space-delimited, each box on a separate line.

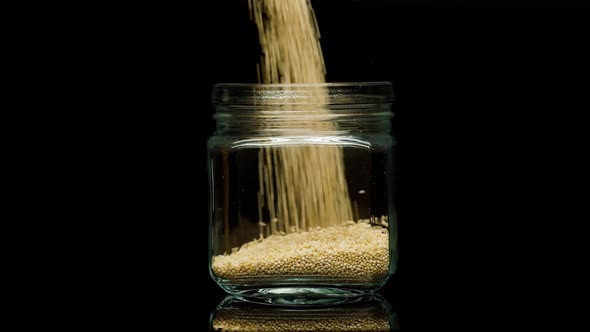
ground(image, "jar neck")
xmin=214 ymin=104 xmax=392 ymax=135
xmin=212 ymin=82 xmax=394 ymax=136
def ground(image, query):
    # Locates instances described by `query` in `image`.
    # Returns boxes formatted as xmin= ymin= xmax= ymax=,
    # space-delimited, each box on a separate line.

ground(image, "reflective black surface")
xmin=211 ymin=294 xmax=398 ymax=331
xmin=2 ymin=288 xmax=590 ymax=331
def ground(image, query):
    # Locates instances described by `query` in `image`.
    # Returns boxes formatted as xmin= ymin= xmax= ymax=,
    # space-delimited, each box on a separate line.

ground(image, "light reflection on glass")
xmin=210 ymin=294 xmax=398 ymax=332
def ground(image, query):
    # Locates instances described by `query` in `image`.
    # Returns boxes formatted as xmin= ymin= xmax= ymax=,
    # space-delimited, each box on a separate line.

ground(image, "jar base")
xmin=227 ymin=287 xmax=374 ymax=306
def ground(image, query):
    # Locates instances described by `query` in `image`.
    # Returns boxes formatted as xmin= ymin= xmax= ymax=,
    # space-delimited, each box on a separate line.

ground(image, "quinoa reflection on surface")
xmin=212 ymin=312 xmax=390 ymax=332
xmin=212 ymin=222 xmax=389 ymax=280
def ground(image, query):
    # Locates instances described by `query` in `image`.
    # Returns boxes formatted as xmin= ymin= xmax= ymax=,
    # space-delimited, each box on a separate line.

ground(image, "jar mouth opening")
xmin=212 ymin=82 xmax=394 ymax=107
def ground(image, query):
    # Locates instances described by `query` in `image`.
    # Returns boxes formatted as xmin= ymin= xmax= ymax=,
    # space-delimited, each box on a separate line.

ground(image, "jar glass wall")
xmin=208 ymin=82 xmax=397 ymax=298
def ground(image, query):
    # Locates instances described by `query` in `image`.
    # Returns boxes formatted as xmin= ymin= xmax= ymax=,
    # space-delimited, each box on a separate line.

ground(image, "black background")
xmin=2 ymin=0 xmax=590 ymax=331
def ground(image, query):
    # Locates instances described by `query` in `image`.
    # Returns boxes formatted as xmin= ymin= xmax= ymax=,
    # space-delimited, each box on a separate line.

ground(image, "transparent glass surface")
xmin=208 ymin=83 xmax=397 ymax=298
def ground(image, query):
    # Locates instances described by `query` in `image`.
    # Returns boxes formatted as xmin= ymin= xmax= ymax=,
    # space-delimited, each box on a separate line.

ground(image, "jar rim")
xmin=212 ymin=82 xmax=394 ymax=107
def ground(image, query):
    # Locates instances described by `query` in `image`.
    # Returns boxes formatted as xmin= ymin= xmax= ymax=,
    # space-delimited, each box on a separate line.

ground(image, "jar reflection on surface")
xmin=208 ymin=83 xmax=397 ymax=298
xmin=210 ymin=295 xmax=399 ymax=332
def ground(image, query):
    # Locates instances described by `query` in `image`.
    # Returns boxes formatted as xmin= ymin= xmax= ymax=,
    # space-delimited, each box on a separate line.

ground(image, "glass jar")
xmin=208 ymin=82 xmax=397 ymax=299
